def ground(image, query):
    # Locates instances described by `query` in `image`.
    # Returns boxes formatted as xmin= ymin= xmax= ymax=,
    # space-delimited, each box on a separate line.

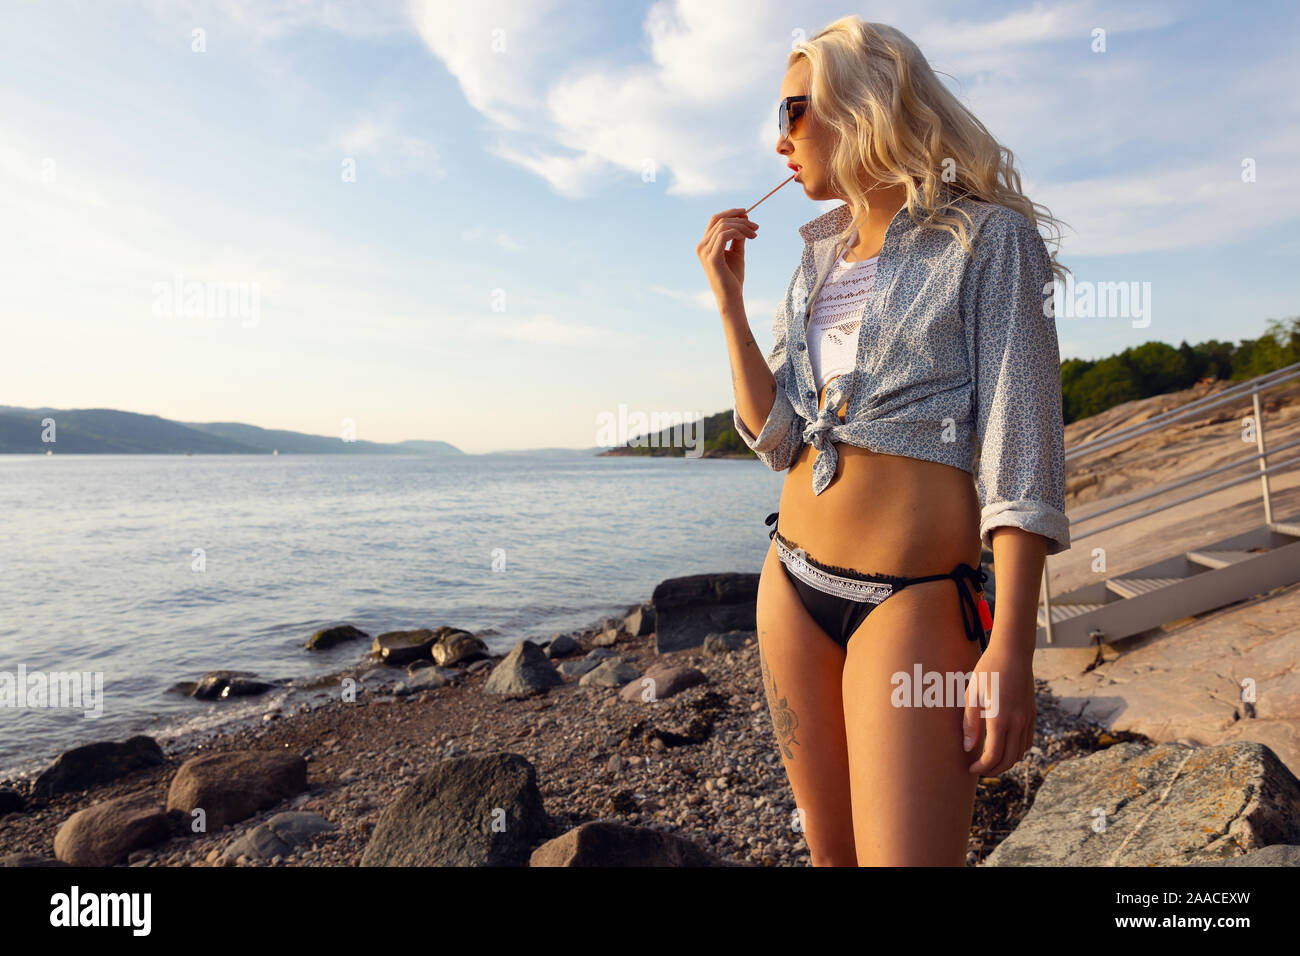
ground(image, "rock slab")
xmin=984 ymin=740 xmax=1300 ymax=866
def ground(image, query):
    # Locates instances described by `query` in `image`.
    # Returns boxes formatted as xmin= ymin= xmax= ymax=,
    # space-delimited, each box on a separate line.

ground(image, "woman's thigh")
xmin=841 ymin=579 xmax=983 ymax=866
xmin=755 ymin=539 xmax=856 ymax=866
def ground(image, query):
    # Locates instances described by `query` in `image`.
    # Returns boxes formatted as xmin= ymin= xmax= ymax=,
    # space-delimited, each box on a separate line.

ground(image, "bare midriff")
xmin=776 ymin=374 xmax=983 ymax=577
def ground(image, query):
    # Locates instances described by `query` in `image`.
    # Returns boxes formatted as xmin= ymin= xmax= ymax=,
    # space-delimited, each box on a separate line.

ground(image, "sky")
xmin=2 ymin=0 xmax=1297 ymax=452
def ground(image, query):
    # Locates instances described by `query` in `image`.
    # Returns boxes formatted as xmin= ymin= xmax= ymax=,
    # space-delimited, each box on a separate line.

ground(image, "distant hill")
xmin=0 ymin=406 xmax=463 ymax=455
xmin=597 ymin=408 xmax=751 ymax=458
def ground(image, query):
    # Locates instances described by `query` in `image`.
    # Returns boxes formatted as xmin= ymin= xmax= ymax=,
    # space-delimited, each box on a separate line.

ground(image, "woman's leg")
xmin=755 ymin=539 xmax=857 ymax=866
xmin=840 ymin=578 xmax=983 ymax=866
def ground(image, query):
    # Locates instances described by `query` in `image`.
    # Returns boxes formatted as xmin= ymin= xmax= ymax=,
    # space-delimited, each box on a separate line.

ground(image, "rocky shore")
xmin=2 ymin=573 xmax=1297 ymax=867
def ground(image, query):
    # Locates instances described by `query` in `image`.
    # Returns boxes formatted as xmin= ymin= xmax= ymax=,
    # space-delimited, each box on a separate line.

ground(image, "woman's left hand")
xmin=962 ymin=641 xmax=1036 ymax=775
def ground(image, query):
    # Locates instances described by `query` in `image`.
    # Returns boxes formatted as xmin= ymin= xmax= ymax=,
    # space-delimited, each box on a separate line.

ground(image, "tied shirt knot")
xmin=801 ymin=373 xmax=853 ymax=496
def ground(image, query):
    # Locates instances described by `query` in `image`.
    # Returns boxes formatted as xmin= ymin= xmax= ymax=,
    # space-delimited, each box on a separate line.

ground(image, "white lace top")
xmin=806 ymin=248 xmax=879 ymax=393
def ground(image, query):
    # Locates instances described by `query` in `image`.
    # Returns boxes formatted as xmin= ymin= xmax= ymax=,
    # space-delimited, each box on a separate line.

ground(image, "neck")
xmin=846 ymin=183 xmax=909 ymax=253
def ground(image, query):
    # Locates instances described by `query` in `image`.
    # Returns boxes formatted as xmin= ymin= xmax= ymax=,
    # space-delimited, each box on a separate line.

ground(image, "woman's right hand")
xmin=697 ymin=207 xmax=759 ymax=310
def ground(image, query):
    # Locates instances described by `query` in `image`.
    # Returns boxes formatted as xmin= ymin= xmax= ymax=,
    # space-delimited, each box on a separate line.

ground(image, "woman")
xmin=697 ymin=17 xmax=1071 ymax=866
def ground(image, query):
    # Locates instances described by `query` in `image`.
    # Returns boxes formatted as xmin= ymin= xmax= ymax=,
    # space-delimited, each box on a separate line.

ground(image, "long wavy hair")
xmin=791 ymin=17 xmax=1070 ymax=283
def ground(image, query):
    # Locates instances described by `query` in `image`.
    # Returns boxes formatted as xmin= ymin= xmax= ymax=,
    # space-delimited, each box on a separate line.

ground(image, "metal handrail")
xmin=1040 ymin=362 xmax=1300 ymax=645
xmin=1065 ymin=363 xmax=1300 ymax=462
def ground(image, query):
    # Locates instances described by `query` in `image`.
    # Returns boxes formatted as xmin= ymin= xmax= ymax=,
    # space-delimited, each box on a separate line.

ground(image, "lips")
xmin=787 ymin=163 xmax=801 ymax=171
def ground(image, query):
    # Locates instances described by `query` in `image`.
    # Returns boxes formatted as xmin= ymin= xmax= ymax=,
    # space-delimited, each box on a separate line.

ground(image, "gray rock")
xmin=406 ymin=659 xmax=433 ymax=674
xmin=53 ymin=791 xmax=172 ymax=866
xmin=1196 ymin=844 xmax=1300 ymax=867
xmin=579 ymin=659 xmax=640 ymax=688
xmin=0 ymin=853 xmax=68 ymax=867
xmin=371 ymin=629 xmax=437 ymax=666
xmin=651 ymin=573 xmax=759 ymax=653
xmin=530 ymin=820 xmax=729 ymax=866
xmin=624 ymin=603 xmax=655 ymax=637
xmin=221 ymin=811 xmax=336 ymax=862
xmin=984 ymin=741 xmax=1300 ymax=866
xmin=584 ymin=647 xmax=619 ymax=661
xmin=407 ymin=668 xmax=450 ymax=691
xmin=0 ymin=788 xmax=23 ymax=817
xmin=592 ymin=627 xmax=623 ymax=647
xmin=360 ymin=752 xmax=551 ymax=866
xmin=166 ymin=750 xmax=309 ymax=831
xmin=703 ymin=630 xmax=755 ymax=653
xmin=305 ymin=624 xmax=369 ymax=650
xmin=31 ymin=735 xmax=165 ymax=800
xmin=557 ymin=658 xmax=601 ymax=679
xmin=483 ymin=641 xmax=563 ymax=699
xmin=544 ymin=634 xmax=580 ymax=659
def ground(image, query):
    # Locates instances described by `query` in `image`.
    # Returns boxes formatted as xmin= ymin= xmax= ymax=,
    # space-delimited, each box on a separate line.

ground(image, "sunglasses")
xmin=779 ymin=95 xmax=809 ymax=140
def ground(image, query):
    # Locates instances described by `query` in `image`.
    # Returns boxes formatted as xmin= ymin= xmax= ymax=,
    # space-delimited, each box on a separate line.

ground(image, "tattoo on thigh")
xmin=759 ymin=632 xmax=800 ymax=761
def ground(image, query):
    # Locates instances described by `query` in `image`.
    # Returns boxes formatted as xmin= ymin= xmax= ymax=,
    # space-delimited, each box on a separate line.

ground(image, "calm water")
xmin=0 ymin=453 xmax=782 ymax=781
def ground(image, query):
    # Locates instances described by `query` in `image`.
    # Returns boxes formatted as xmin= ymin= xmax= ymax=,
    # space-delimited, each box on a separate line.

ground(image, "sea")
xmin=0 ymin=452 xmax=782 ymax=782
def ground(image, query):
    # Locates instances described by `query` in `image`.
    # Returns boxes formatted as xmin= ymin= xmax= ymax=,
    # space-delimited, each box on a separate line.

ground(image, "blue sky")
xmin=3 ymin=0 xmax=1297 ymax=452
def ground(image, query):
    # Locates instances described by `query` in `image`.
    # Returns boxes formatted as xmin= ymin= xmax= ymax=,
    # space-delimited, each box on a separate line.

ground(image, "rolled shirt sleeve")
xmin=734 ymin=289 xmax=806 ymax=473
xmin=971 ymin=214 xmax=1071 ymax=556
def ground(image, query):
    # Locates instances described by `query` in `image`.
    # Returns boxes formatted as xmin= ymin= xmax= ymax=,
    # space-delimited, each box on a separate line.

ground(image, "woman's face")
xmin=776 ymin=60 xmax=836 ymax=201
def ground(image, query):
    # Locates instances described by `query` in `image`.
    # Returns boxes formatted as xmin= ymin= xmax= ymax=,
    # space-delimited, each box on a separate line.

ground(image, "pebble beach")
xmin=0 ymin=608 xmax=1141 ymax=867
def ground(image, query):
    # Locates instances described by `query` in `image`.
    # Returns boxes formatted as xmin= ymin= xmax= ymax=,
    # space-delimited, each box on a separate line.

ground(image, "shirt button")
xmin=797 ymin=343 xmax=805 ymax=351
xmin=805 ymin=390 xmax=814 ymax=399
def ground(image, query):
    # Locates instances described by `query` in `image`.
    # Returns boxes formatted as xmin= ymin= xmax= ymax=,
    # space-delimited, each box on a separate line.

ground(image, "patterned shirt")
xmin=733 ymin=195 xmax=1070 ymax=556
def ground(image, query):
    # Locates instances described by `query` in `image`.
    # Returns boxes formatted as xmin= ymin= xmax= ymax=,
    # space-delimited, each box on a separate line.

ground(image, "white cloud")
xmin=331 ymin=113 xmax=442 ymax=178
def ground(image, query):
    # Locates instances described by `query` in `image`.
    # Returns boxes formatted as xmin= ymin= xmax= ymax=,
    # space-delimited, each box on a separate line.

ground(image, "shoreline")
xmin=0 ymin=606 xmax=1131 ymax=867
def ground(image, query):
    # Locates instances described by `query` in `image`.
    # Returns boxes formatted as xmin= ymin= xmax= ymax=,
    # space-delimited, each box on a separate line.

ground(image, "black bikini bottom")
xmin=765 ymin=511 xmax=991 ymax=652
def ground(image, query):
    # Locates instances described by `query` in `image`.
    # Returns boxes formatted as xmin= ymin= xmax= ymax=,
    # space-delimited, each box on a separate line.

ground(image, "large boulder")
xmin=371 ymin=629 xmax=438 ymax=666
xmin=166 ymin=750 xmax=308 ymax=831
xmin=360 ymin=753 xmax=551 ymax=866
xmin=652 ymin=573 xmax=759 ymax=653
xmin=31 ymin=735 xmax=165 ymax=800
xmin=483 ymin=641 xmax=563 ymax=698
xmin=984 ymin=741 xmax=1300 ymax=866
xmin=530 ymin=821 xmax=729 ymax=866
xmin=305 ymin=624 xmax=369 ymax=650
xmin=53 ymin=791 xmax=171 ymax=866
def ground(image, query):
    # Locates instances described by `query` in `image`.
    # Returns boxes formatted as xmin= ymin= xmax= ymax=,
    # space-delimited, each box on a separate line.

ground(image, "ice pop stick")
xmin=746 ymin=171 xmax=798 ymax=214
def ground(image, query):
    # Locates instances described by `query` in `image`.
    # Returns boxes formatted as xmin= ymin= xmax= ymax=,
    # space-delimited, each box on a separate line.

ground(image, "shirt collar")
xmin=797 ymin=202 xmax=854 ymax=243
xmin=797 ymin=187 xmax=965 ymax=244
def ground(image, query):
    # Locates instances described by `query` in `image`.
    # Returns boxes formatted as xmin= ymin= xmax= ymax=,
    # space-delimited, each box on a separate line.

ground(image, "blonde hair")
xmin=790 ymin=17 xmax=1070 ymax=283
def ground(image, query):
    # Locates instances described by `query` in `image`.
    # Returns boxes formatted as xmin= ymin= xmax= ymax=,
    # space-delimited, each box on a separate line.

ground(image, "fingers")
xmin=968 ymin=714 xmax=1033 ymax=776
xmin=703 ymin=223 xmax=756 ymax=260
xmin=697 ymin=216 xmax=758 ymax=262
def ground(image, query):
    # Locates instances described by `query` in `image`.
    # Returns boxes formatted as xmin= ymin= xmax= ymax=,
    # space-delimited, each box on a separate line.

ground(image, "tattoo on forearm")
xmin=759 ymin=632 xmax=800 ymax=761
